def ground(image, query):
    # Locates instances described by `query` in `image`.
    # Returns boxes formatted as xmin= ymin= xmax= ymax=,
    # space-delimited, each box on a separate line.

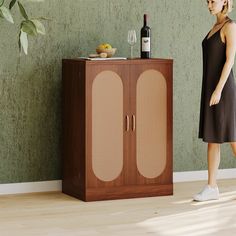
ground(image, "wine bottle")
xmin=141 ymin=14 xmax=151 ymax=59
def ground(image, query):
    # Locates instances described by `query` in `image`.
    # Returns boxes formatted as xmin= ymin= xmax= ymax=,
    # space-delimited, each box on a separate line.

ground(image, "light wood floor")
xmin=1 ymin=179 xmax=236 ymax=236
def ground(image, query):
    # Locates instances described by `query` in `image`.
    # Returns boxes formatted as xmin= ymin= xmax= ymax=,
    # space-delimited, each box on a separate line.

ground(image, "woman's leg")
xmin=193 ymin=143 xmax=220 ymax=201
xmin=208 ymin=143 xmax=221 ymax=187
xmin=230 ymin=142 xmax=236 ymax=157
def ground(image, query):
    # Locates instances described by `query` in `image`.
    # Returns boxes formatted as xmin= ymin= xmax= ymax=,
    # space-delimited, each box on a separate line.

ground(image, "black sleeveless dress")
xmin=198 ymin=20 xmax=236 ymax=143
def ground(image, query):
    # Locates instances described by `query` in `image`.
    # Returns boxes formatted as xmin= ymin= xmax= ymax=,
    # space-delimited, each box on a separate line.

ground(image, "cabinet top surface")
xmin=63 ymin=58 xmax=173 ymax=65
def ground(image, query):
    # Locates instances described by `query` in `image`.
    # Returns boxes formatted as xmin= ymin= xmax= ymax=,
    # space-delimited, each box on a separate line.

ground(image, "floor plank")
xmin=0 ymin=179 xmax=236 ymax=236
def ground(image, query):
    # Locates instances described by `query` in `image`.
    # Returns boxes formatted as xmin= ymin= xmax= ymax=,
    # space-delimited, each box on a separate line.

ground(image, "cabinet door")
xmin=86 ymin=64 xmax=130 ymax=188
xmin=130 ymin=63 xmax=173 ymax=185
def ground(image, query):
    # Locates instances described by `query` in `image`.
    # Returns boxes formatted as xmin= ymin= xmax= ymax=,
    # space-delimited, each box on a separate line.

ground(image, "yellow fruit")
xmin=104 ymin=43 xmax=112 ymax=49
xmin=97 ymin=43 xmax=112 ymax=50
xmin=97 ymin=44 xmax=105 ymax=50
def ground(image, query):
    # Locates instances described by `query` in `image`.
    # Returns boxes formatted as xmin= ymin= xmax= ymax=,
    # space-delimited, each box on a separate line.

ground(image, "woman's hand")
xmin=209 ymin=89 xmax=222 ymax=106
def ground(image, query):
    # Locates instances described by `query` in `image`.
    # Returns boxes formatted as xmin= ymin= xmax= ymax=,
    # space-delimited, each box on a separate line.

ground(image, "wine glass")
xmin=127 ymin=29 xmax=137 ymax=59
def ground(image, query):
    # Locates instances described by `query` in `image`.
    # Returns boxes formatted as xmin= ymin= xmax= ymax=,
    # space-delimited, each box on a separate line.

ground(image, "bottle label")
xmin=142 ymin=37 xmax=150 ymax=52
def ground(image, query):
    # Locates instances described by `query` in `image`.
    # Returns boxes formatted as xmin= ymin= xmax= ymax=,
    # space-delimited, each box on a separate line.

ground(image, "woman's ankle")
xmin=208 ymin=181 xmax=218 ymax=188
xmin=208 ymin=183 xmax=218 ymax=188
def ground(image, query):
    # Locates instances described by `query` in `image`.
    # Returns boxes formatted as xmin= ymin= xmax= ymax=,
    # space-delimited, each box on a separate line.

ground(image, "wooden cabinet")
xmin=62 ymin=58 xmax=173 ymax=201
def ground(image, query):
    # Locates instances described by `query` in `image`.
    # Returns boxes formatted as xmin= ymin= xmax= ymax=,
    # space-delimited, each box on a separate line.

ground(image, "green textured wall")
xmin=1 ymin=0 xmax=236 ymax=183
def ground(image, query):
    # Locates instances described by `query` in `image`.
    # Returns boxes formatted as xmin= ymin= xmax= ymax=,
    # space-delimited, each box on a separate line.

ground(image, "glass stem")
xmin=130 ymin=45 xmax=133 ymax=59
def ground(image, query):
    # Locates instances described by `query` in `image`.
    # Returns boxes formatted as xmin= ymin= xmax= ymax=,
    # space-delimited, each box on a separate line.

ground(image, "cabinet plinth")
xmin=62 ymin=58 xmax=173 ymax=201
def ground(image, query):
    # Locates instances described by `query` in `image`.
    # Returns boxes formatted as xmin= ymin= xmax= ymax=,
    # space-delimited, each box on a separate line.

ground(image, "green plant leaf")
xmin=0 ymin=6 xmax=14 ymax=23
xmin=9 ymin=0 xmax=17 ymax=9
xmin=36 ymin=16 xmax=50 ymax=21
xmin=20 ymin=30 xmax=28 ymax=55
xmin=18 ymin=31 xmax=22 ymax=53
xmin=0 ymin=10 xmax=3 ymax=18
xmin=21 ymin=20 xmax=37 ymax=35
xmin=31 ymin=19 xmax=45 ymax=35
xmin=0 ymin=0 xmax=4 ymax=7
xmin=18 ymin=1 xmax=28 ymax=20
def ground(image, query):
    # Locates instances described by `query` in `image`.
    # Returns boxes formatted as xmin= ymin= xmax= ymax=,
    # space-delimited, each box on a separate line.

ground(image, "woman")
xmin=194 ymin=0 xmax=236 ymax=201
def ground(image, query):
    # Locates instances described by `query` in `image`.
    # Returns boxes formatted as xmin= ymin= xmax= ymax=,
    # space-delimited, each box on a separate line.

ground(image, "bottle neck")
xmin=143 ymin=14 xmax=147 ymax=26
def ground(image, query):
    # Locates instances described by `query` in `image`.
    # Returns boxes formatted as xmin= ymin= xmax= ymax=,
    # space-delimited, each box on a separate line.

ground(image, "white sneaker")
xmin=193 ymin=185 xmax=220 ymax=202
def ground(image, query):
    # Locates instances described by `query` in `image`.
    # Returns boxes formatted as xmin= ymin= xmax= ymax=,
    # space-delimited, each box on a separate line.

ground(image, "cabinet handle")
xmin=126 ymin=115 xmax=129 ymax=131
xmin=132 ymin=115 xmax=136 ymax=131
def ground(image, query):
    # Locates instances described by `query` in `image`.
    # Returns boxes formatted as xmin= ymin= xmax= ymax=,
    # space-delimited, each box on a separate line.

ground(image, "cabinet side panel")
xmin=62 ymin=60 xmax=86 ymax=200
xmin=167 ymin=63 xmax=173 ymax=184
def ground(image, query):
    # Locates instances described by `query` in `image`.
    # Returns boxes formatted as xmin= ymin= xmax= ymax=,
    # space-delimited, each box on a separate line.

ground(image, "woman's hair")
xmin=222 ymin=0 xmax=234 ymax=14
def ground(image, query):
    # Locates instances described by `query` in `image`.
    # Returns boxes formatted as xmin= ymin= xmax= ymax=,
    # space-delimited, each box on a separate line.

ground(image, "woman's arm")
xmin=209 ymin=22 xmax=236 ymax=106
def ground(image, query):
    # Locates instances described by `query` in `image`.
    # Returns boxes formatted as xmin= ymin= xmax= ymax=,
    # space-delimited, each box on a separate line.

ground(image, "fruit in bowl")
xmin=96 ymin=43 xmax=117 ymax=57
xmin=97 ymin=43 xmax=112 ymax=50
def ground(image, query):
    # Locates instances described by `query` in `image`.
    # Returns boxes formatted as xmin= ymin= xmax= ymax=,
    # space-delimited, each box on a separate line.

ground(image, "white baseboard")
xmin=0 ymin=169 xmax=235 ymax=195
xmin=174 ymin=168 xmax=236 ymax=183
xmin=0 ymin=180 xmax=62 ymax=195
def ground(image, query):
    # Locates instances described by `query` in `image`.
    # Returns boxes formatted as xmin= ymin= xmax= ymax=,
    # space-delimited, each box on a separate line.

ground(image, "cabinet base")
xmin=63 ymin=184 xmax=173 ymax=202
